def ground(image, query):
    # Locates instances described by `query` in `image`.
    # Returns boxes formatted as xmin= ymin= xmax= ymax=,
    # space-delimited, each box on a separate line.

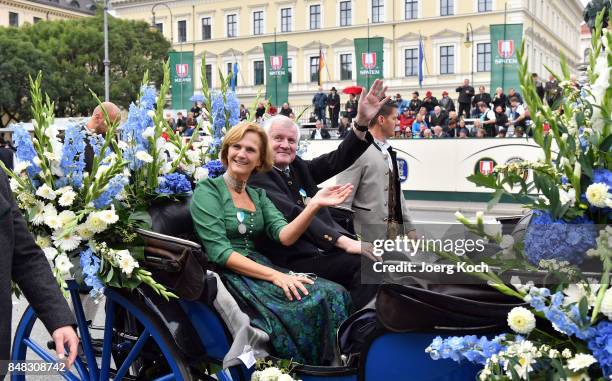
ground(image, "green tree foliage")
xmin=0 ymin=11 xmax=170 ymax=127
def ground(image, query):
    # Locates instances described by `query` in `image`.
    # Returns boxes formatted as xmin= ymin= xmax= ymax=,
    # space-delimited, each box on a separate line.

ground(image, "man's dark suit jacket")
xmin=0 ymin=172 xmax=75 ymax=368
xmin=310 ymin=128 xmax=331 ymax=140
xmin=0 ymin=148 xmax=13 ymax=170
xmin=249 ymin=130 xmax=371 ymax=267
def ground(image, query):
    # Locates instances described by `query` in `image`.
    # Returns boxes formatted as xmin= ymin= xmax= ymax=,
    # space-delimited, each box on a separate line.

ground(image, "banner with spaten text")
xmin=169 ymin=51 xmax=194 ymax=110
xmin=490 ymin=24 xmax=523 ymax=93
xmin=263 ymin=41 xmax=289 ymax=106
xmin=354 ymin=37 xmax=384 ymax=89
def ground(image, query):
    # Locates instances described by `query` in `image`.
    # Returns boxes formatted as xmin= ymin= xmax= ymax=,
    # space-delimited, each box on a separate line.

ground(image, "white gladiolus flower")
xmin=43 ymin=247 xmax=58 ymax=260
xmin=135 ymin=151 xmax=154 ymax=163
xmin=33 ymin=156 xmax=42 ymax=167
xmin=52 ymin=231 xmax=82 ymax=252
xmin=559 ymin=157 xmax=570 ymax=168
xmin=194 ymin=167 xmax=209 ymax=181
xmin=161 ymin=162 xmax=173 ymax=175
xmin=142 ymin=127 xmax=155 ymax=139
xmin=475 ymin=211 xmax=484 ymax=224
xmin=43 ymin=151 xmax=60 ymax=162
xmin=484 ymin=220 xmax=502 ymax=237
xmin=36 ymin=184 xmax=57 ymax=200
xmin=600 ymin=288 xmax=612 ymax=320
xmin=9 ymin=178 xmax=21 ymax=192
xmin=585 ymin=183 xmax=611 ymax=208
xmin=559 ymin=188 xmax=576 ymax=206
xmin=186 ymin=149 xmax=200 ymax=163
xmin=58 ymin=210 xmax=76 ymax=225
xmin=567 ymin=354 xmax=597 ymax=372
xmin=97 ymin=209 xmax=119 ymax=225
xmin=44 ymin=214 xmax=64 ymax=230
xmin=147 ymin=110 xmax=156 ymax=119
xmin=117 ymin=140 xmax=129 ymax=150
xmin=116 ymin=250 xmax=138 ymax=276
xmin=183 ymin=164 xmax=196 ymax=175
xmin=13 ymin=160 xmax=31 ymax=174
xmin=507 ymin=306 xmax=536 ymax=334
xmin=54 ymin=254 xmax=74 ymax=274
xmin=55 ymin=186 xmax=73 ymax=194
xmin=58 ymin=190 xmax=77 ymax=207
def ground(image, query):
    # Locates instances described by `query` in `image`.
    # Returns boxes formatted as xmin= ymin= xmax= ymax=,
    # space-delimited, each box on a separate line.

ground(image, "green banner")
xmin=490 ymin=24 xmax=523 ymax=93
xmin=354 ymin=37 xmax=384 ymax=89
xmin=169 ymin=51 xmax=194 ymax=110
xmin=263 ymin=41 xmax=289 ymax=106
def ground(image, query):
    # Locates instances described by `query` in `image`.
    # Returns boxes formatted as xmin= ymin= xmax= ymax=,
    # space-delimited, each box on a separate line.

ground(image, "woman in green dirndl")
xmin=191 ymin=122 xmax=354 ymax=365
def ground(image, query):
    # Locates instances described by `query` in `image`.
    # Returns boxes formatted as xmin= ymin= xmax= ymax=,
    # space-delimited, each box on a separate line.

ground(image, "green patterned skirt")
xmin=219 ymin=251 xmax=352 ymax=366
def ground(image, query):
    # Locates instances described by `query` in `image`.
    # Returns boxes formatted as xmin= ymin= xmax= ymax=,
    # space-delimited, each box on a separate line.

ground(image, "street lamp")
xmin=103 ymin=0 xmax=110 ymax=101
xmin=464 ymin=22 xmax=474 ymax=85
xmin=151 ymin=4 xmax=173 ymax=45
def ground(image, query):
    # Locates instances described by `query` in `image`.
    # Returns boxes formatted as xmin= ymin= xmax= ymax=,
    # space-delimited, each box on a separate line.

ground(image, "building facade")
xmin=111 ymin=0 xmax=584 ymax=106
xmin=0 ymin=0 xmax=96 ymax=27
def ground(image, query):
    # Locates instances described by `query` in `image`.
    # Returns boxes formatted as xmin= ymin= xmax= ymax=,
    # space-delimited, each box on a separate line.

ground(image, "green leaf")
xmin=467 ymin=172 xmax=500 ymax=189
xmin=128 ymin=210 xmax=152 ymax=229
xmin=600 ymin=133 xmax=612 ymax=152
xmin=104 ymin=267 xmax=114 ymax=282
xmin=579 ymin=296 xmax=589 ymax=321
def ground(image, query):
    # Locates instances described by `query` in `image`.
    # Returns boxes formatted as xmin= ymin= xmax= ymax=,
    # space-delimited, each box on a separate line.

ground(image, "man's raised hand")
xmin=355 ymin=79 xmax=391 ymax=126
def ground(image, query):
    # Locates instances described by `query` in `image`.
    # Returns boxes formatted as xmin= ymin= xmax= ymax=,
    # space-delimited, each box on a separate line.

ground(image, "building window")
xmin=584 ymin=48 xmax=592 ymax=62
xmin=287 ymin=58 xmax=293 ymax=83
xmin=478 ymin=0 xmax=492 ymax=12
xmin=281 ymin=8 xmax=292 ymax=32
xmin=253 ymin=11 xmax=263 ymax=35
xmin=440 ymin=0 xmax=453 ymax=16
xmin=404 ymin=48 xmax=418 ymax=77
xmin=155 ymin=23 xmax=163 ymax=34
xmin=372 ymin=0 xmax=384 ymax=23
xmin=310 ymin=5 xmax=321 ymax=30
xmin=33 ymin=17 xmax=42 ymax=23
xmin=227 ymin=14 xmax=237 ymax=37
xmin=405 ymin=0 xmax=418 ymax=20
xmin=340 ymin=54 xmax=352 ymax=80
xmin=340 ymin=1 xmax=351 ymax=26
xmin=201 ymin=17 xmax=211 ymax=40
xmin=310 ymin=57 xmax=320 ymax=83
xmin=9 ymin=12 xmax=19 ymax=27
xmin=254 ymin=60 xmax=264 ymax=85
xmin=227 ymin=62 xmax=233 ymax=75
xmin=205 ymin=64 xmax=212 ymax=88
xmin=178 ymin=20 xmax=187 ymax=42
xmin=440 ymin=45 xmax=454 ymax=74
xmin=477 ymin=42 xmax=491 ymax=72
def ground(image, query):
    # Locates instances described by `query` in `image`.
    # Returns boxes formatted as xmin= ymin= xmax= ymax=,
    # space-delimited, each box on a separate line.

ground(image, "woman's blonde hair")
xmin=220 ymin=122 xmax=273 ymax=173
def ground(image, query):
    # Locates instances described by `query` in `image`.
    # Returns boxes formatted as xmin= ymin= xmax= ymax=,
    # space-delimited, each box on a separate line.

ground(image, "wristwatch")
xmin=353 ymin=120 xmax=368 ymax=132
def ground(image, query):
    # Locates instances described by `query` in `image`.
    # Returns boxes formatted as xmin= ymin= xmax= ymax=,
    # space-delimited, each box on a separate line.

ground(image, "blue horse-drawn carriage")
xmin=11 ymin=202 xmax=522 ymax=381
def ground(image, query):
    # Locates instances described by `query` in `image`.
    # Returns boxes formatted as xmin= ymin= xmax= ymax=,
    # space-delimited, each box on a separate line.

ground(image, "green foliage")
xmin=0 ymin=11 xmax=170 ymax=127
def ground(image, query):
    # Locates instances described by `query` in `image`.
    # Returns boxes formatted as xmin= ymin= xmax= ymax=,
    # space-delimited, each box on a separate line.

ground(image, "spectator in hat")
xmin=408 ymin=91 xmax=422 ymax=115
xmin=327 ymin=87 xmax=341 ymax=129
xmin=394 ymin=93 xmax=409 ymax=115
xmin=422 ymin=91 xmax=438 ymax=113
xmin=455 ymin=78 xmax=475 ymax=118
xmin=345 ymin=93 xmax=358 ymax=122
xmin=438 ymin=90 xmax=455 ymax=112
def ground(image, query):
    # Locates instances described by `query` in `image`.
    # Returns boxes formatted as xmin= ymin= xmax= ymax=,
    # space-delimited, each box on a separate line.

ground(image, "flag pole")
xmin=367 ymin=18 xmax=371 ymax=90
xmin=230 ymin=49 xmax=244 ymax=89
xmin=502 ymin=2 xmax=508 ymax=91
xmin=274 ymin=28 xmax=278 ymax=106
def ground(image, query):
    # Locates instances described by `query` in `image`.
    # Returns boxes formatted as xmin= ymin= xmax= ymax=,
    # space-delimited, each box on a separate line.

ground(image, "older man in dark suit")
xmin=249 ymin=79 xmax=390 ymax=309
xmin=0 ymin=172 xmax=78 ymax=377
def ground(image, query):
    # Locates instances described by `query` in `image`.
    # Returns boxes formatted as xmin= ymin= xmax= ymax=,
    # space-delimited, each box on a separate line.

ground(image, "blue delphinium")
xmin=208 ymin=91 xmax=240 ymax=137
xmin=60 ymin=125 xmax=87 ymax=188
xmin=204 ymin=160 xmax=225 ymax=179
xmin=140 ymin=86 xmax=157 ymax=110
xmin=524 ymin=210 xmax=598 ymax=265
xmin=12 ymin=125 xmax=41 ymax=178
xmin=88 ymin=133 xmax=111 ymax=159
xmin=93 ymin=175 xmax=128 ymax=208
xmin=79 ymin=247 xmax=104 ymax=297
xmin=121 ymin=98 xmax=154 ymax=170
xmin=156 ymin=173 xmax=193 ymax=195
xmin=587 ymin=320 xmax=612 ymax=378
xmin=426 ymin=334 xmax=506 ymax=365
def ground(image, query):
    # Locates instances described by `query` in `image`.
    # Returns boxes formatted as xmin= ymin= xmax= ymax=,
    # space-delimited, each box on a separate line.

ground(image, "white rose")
xmin=54 ymin=254 xmax=74 ymax=274
xmin=135 ymin=151 xmax=154 ymax=163
xmin=600 ymin=288 xmax=612 ymax=320
xmin=58 ymin=190 xmax=77 ymax=207
xmin=13 ymin=160 xmax=31 ymax=174
xmin=507 ymin=306 xmax=536 ymax=334
xmin=142 ymin=127 xmax=155 ymax=139
xmin=97 ymin=209 xmax=119 ymax=225
xmin=567 ymin=353 xmax=597 ymax=372
xmin=42 ymin=247 xmax=58 ymax=260
xmin=585 ymin=183 xmax=610 ymax=208
xmin=35 ymin=184 xmax=57 ymax=200
xmin=194 ymin=167 xmax=209 ymax=181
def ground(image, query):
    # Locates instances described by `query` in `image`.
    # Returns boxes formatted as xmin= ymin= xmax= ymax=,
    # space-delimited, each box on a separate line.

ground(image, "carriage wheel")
xmin=11 ymin=281 xmax=192 ymax=381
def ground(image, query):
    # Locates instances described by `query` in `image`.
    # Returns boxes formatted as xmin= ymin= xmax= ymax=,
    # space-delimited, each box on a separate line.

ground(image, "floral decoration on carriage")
xmin=425 ymin=12 xmax=612 ymax=380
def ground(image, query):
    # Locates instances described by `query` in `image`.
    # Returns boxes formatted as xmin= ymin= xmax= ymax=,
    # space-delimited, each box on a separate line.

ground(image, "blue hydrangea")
xmin=60 ymin=125 xmax=87 ymax=188
xmin=12 ymin=125 xmax=41 ymax=178
xmin=203 ymin=160 xmax=225 ymax=179
xmin=524 ymin=210 xmax=598 ymax=265
xmin=155 ymin=173 xmax=193 ymax=195
xmin=427 ymin=334 xmax=506 ymax=365
xmin=587 ymin=320 xmax=612 ymax=378
xmin=93 ymin=175 xmax=128 ymax=209
xmin=79 ymin=247 xmax=104 ymax=297
xmin=592 ymin=169 xmax=612 ymax=187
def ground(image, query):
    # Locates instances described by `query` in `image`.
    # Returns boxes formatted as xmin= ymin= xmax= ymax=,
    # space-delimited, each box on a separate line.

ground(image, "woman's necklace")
xmin=223 ymin=172 xmax=247 ymax=194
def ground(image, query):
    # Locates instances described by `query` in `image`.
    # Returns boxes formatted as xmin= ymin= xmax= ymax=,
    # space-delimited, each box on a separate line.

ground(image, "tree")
xmin=583 ymin=0 xmax=611 ymax=31
xmin=0 ymin=11 xmax=170 ymax=127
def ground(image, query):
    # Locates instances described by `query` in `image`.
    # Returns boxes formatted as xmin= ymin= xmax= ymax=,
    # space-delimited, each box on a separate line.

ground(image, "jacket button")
xmin=383 ymin=217 xmax=388 ymax=222
xmin=385 ymin=171 xmax=389 ymax=175
xmin=384 ymin=202 xmax=387 ymax=206
xmin=384 ymin=187 xmax=388 ymax=191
